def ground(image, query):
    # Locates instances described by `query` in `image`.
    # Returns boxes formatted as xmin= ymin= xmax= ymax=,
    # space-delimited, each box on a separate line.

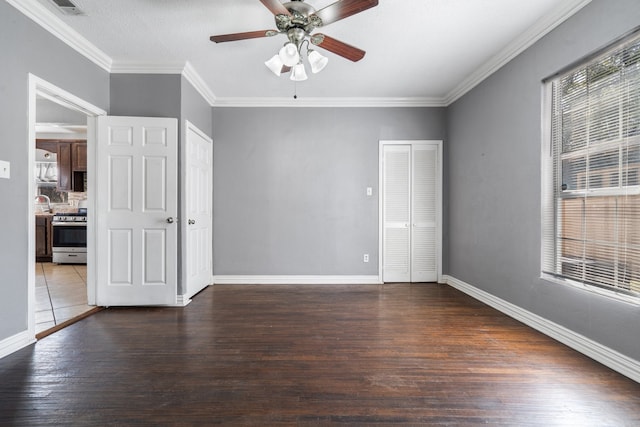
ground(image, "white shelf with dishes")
xmin=36 ymin=161 xmax=58 ymax=186
xmin=36 ymin=148 xmax=58 ymax=186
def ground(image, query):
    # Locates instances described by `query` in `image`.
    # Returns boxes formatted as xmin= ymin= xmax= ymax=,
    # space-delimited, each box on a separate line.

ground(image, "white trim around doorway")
xmin=28 ymin=74 xmax=106 ymax=341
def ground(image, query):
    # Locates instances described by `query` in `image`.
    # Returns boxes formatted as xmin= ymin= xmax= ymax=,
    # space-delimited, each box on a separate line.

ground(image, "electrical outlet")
xmin=366 ymin=187 xmax=372 ymax=196
xmin=363 ymin=254 xmax=369 ymax=263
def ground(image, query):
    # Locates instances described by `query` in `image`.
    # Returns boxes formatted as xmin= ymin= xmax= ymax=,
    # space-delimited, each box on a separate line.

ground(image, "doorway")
xmin=28 ymin=74 xmax=106 ymax=337
xmin=379 ymin=140 xmax=443 ymax=283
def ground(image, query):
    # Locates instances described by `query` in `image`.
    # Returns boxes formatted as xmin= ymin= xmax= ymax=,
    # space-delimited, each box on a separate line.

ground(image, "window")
xmin=543 ymin=32 xmax=640 ymax=300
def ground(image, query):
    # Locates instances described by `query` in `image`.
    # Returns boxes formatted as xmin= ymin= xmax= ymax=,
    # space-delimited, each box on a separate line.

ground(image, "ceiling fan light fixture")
xmin=210 ymin=0 xmax=379 ymax=84
xmin=308 ymin=50 xmax=328 ymax=73
xmin=279 ymin=42 xmax=300 ymax=67
xmin=290 ymin=63 xmax=308 ymax=81
xmin=265 ymin=54 xmax=284 ymax=76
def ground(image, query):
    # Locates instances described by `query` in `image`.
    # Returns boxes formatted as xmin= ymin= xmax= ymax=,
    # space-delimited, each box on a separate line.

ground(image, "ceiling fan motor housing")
xmin=276 ymin=1 xmax=323 ymax=34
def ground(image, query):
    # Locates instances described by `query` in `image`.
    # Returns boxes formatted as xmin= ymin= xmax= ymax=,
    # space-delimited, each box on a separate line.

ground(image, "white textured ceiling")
xmin=31 ymin=0 xmax=589 ymax=104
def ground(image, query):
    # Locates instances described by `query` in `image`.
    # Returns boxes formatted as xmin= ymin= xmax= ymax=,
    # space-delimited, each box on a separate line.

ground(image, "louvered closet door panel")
xmin=411 ymin=145 xmax=437 ymax=282
xmin=383 ymin=145 xmax=411 ymax=282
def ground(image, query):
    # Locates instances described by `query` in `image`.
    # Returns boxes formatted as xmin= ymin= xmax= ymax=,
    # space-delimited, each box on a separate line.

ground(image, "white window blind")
xmin=543 ymin=32 xmax=640 ymax=298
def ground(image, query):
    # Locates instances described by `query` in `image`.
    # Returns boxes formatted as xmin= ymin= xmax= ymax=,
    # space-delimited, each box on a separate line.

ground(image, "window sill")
xmin=541 ymin=273 xmax=640 ymax=307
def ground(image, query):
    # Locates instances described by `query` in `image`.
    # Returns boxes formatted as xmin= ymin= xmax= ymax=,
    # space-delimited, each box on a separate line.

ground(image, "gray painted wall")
xmin=110 ymin=74 xmax=212 ymax=137
xmin=181 ymin=77 xmax=212 ymax=139
xmin=0 ymin=1 xmax=109 ymax=342
xmin=212 ymin=107 xmax=445 ymax=275
xmin=446 ymin=0 xmax=640 ymax=361
xmin=110 ymin=74 xmax=181 ymax=119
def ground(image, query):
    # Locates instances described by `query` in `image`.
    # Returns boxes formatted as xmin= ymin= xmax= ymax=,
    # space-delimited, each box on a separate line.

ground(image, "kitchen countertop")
xmin=35 ymin=206 xmax=79 ymax=216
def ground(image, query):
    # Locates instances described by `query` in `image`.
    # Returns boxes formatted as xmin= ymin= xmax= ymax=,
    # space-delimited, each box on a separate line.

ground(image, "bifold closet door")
xmin=410 ymin=145 xmax=437 ymax=282
xmin=382 ymin=144 xmax=437 ymax=283
xmin=382 ymin=145 xmax=411 ymax=282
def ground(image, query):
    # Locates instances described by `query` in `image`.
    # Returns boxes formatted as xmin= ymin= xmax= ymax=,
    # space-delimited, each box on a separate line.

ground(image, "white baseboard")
xmin=213 ymin=275 xmax=381 ymax=285
xmin=443 ymin=275 xmax=640 ymax=383
xmin=0 ymin=330 xmax=36 ymax=360
xmin=175 ymin=295 xmax=192 ymax=307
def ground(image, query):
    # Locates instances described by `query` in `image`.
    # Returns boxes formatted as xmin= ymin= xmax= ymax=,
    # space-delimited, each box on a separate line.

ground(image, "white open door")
xmin=95 ymin=116 xmax=178 ymax=306
xmin=182 ymin=121 xmax=213 ymax=300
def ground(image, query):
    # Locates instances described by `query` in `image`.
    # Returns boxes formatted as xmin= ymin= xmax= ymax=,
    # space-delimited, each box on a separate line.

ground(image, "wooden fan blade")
xmin=312 ymin=0 xmax=378 ymax=26
xmin=310 ymin=34 xmax=365 ymax=62
xmin=210 ymin=30 xmax=278 ymax=43
xmin=259 ymin=0 xmax=292 ymax=16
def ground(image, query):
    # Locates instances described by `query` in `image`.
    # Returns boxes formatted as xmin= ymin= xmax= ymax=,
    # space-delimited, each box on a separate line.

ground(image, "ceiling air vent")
xmin=50 ymin=0 xmax=86 ymax=16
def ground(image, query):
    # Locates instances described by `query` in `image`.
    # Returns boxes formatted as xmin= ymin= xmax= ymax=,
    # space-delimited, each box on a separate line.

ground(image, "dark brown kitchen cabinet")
xmin=35 ymin=215 xmax=53 ymax=262
xmin=57 ymin=142 xmax=72 ymax=191
xmin=35 ymin=140 xmax=57 ymax=153
xmin=73 ymin=143 xmax=87 ymax=171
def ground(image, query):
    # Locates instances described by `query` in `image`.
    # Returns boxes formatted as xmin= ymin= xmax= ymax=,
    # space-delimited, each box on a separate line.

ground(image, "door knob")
xmin=188 ymin=219 xmax=196 ymax=225
xmin=166 ymin=217 xmax=175 ymax=224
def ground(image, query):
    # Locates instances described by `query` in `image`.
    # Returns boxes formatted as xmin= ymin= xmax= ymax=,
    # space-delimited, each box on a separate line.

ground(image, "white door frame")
xmin=378 ymin=140 xmax=443 ymax=284
xmin=27 ymin=74 xmax=107 ymax=336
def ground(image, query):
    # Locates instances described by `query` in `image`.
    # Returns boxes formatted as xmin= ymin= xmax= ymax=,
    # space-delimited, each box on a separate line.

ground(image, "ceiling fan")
xmin=210 ymin=0 xmax=379 ymax=81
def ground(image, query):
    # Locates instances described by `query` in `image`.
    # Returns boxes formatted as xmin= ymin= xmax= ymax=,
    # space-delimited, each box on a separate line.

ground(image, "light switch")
xmin=0 ymin=160 xmax=9 ymax=179
xmin=366 ymin=187 xmax=372 ymax=196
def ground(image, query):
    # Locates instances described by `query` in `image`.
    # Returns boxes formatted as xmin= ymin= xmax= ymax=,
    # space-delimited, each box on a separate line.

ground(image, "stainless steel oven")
xmin=52 ymin=213 xmax=87 ymax=264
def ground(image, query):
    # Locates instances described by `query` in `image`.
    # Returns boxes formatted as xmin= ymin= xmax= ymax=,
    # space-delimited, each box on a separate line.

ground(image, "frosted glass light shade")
xmin=265 ymin=54 xmax=284 ymax=76
xmin=308 ymin=50 xmax=328 ymax=73
xmin=290 ymin=63 xmax=308 ymax=81
xmin=279 ymin=43 xmax=300 ymax=67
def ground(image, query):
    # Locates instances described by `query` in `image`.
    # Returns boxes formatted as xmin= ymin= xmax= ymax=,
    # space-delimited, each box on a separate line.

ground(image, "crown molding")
xmin=6 ymin=0 xmax=112 ymax=72
xmin=110 ymin=61 xmax=186 ymax=75
xmin=443 ymin=0 xmax=592 ymax=106
xmin=182 ymin=62 xmax=217 ymax=107
xmin=110 ymin=61 xmax=218 ymax=107
xmin=212 ymin=97 xmax=447 ymax=108
xmin=9 ymin=0 xmax=591 ymax=109
xmin=7 ymin=0 xmax=218 ymax=106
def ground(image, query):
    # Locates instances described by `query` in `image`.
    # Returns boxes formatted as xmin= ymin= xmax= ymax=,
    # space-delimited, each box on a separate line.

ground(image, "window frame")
xmin=541 ymin=30 xmax=640 ymax=306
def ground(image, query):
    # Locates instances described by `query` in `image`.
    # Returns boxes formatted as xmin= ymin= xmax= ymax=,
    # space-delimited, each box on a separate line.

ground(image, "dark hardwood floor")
xmin=1 ymin=283 xmax=639 ymax=425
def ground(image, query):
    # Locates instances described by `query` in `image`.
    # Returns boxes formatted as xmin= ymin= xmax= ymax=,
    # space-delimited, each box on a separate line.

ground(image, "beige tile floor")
xmin=35 ymin=262 xmax=93 ymax=334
